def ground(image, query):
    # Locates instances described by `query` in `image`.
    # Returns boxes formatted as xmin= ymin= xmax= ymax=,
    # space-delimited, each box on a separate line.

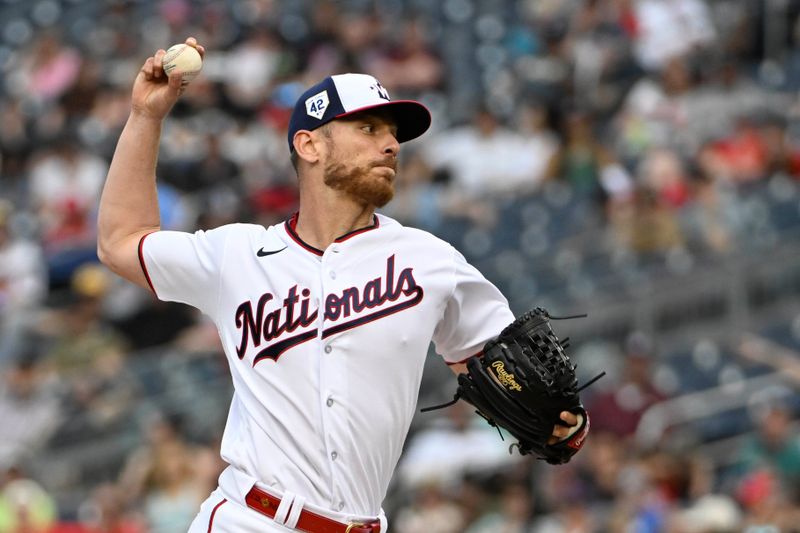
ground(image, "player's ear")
xmin=293 ymin=130 xmax=321 ymax=165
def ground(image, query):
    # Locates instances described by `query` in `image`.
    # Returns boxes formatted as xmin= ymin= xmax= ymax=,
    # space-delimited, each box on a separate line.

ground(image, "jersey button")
xmin=331 ymin=451 xmax=338 ymax=461
xmin=329 ymin=271 xmax=336 ymax=279
xmin=338 ymin=502 xmax=345 ymax=511
xmin=326 ymin=397 xmax=334 ymax=407
xmin=324 ymin=345 xmax=332 ymax=354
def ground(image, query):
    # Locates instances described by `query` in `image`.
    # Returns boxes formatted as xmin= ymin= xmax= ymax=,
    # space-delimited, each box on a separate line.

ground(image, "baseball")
xmin=161 ymin=43 xmax=202 ymax=85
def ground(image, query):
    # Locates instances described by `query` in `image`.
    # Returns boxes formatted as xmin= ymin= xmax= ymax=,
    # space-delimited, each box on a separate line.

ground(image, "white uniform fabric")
xmin=140 ymin=213 xmax=514 ymax=525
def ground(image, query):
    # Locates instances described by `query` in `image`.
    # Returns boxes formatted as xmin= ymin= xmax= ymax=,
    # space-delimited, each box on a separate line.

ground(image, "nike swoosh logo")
xmin=257 ymin=246 xmax=287 ymax=257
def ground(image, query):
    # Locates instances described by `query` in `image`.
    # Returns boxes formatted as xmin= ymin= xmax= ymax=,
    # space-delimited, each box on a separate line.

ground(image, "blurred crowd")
xmin=2 ymin=0 xmax=800 ymax=531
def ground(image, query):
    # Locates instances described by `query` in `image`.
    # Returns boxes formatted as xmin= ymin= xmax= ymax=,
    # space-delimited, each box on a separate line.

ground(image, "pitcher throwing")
xmin=97 ymin=37 xmax=588 ymax=532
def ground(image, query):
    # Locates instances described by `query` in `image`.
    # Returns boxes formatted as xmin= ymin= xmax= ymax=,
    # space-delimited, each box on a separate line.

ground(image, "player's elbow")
xmin=96 ymin=240 xmax=114 ymax=269
xmin=97 ymin=239 xmax=124 ymax=277
xmin=96 ymin=228 xmax=156 ymax=280
xmin=96 ymin=228 xmax=119 ymax=269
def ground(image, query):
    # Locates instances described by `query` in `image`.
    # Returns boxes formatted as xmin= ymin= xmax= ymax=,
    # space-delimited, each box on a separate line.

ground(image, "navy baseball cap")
xmin=287 ymin=73 xmax=431 ymax=152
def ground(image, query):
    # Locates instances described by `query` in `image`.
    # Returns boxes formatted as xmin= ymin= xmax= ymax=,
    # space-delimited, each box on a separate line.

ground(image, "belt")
xmin=244 ymin=485 xmax=381 ymax=533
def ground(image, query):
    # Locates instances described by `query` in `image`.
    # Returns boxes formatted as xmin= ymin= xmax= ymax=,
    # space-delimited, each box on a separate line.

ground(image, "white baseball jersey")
xmin=139 ymin=213 xmax=514 ymax=520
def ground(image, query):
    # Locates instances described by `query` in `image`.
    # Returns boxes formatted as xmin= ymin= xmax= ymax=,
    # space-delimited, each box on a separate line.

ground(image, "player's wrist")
xmin=128 ymin=108 xmax=167 ymax=126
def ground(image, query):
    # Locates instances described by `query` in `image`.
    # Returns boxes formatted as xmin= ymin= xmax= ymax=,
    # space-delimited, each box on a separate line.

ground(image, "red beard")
xmin=323 ymin=158 xmax=396 ymax=208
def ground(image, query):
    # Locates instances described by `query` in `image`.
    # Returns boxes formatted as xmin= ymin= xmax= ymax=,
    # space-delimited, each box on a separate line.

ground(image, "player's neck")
xmin=294 ymin=195 xmax=375 ymax=250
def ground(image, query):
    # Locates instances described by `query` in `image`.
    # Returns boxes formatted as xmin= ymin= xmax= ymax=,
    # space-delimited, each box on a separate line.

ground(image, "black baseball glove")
xmin=424 ymin=308 xmax=602 ymax=465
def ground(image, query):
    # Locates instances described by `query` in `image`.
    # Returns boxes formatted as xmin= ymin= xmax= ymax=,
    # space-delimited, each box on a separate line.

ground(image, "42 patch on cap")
xmin=305 ymin=90 xmax=329 ymax=120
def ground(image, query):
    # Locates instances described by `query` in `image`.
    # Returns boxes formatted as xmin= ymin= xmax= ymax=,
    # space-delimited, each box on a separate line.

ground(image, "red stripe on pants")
xmin=207 ymin=498 xmax=227 ymax=533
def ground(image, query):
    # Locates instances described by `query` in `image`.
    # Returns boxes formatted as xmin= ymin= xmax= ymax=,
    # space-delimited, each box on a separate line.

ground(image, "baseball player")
xmin=97 ymin=37 xmax=581 ymax=532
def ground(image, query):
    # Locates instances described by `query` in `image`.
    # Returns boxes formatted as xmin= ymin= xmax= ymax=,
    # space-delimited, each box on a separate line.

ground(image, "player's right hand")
xmin=130 ymin=37 xmax=205 ymax=120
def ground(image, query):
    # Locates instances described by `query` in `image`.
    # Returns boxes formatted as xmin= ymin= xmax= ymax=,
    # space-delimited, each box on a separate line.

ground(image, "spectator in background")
xmin=111 ymin=414 xmax=212 ymax=533
xmin=140 ymin=446 xmax=206 ymax=533
xmin=393 ymin=481 xmax=466 ymax=533
xmin=679 ymin=166 xmax=742 ymax=254
xmin=59 ymin=60 xmax=102 ymax=122
xmin=75 ymin=84 xmax=132 ymax=158
xmin=585 ymin=333 xmax=668 ymax=439
xmin=109 ymin=297 xmax=198 ymax=351
xmin=301 ymin=1 xmax=348 ymax=79
xmin=531 ymin=437 xmax=617 ymax=531
xmin=0 ymin=98 xmax=33 ymax=205
xmin=26 ymin=265 xmax=136 ymax=445
xmin=0 ymin=351 xmax=61 ymax=470
xmin=0 ymin=474 xmax=57 ymax=533
xmin=609 ymin=183 xmax=685 ymax=255
xmin=513 ymin=15 xmax=574 ymax=108
xmin=180 ymin=134 xmax=243 ymax=196
xmin=638 ymin=147 xmax=691 ymax=209
xmin=381 ymin=148 xmax=445 ymax=230
xmin=547 ymin=109 xmax=610 ymax=198
xmin=702 ymin=117 xmax=771 ymax=184
xmin=368 ymin=18 xmax=443 ymax=94
xmin=221 ymin=27 xmax=295 ymax=116
xmin=396 ymin=400 xmax=520 ymax=491
xmin=39 ymin=265 xmax=127 ymax=386
xmin=302 ymin=7 xmax=384 ymax=79
xmin=28 ymin=137 xmax=106 ymax=286
xmin=117 ymin=413 xmax=183 ymax=503
xmin=0 ymin=201 xmax=47 ymax=358
xmin=17 ymin=31 xmax=82 ymax=105
xmin=671 ymin=493 xmax=742 ymax=533
xmin=515 ymin=100 xmax=561 ymax=191
xmin=331 ymin=10 xmax=384 ymax=73
xmin=116 ymin=413 xmax=209 ymax=532
xmin=631 ymin=0 xmax=716 ymax=72
xmin=465 ymin=481 xmax=535 ymax=533
xmin=578 ymin=431 xmax=629 ymax=509
xmin=72 ymin=483 xmax=146 ymax=533
xmin=454 ymin=475 xmax=494 ymax=532
xmin=693 ymin=59 xmax=789 ymax=154
xmin=218 ymin=118 xmax=295 ymax=211
xmin=737 ymin=401 xmax=800 ymax=498
xmin=735 ymin=468 xmax=800 ymax=532
xmin=531 ymin=502 xmax=596 ymax=533
xmin=758 ymin=115 xmax=799 ymax=178
xmin=423 ymin=106 xmax=552 ymax=224
xmin=566 ymin=0 xmax=641 ymax=116
xmin=615 ymin=55 xmax=697 ymax=160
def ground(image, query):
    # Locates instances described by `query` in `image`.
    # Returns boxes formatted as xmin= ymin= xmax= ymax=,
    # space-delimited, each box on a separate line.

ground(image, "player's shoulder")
xmin=376 ymin=214 xmax=457 ymax=253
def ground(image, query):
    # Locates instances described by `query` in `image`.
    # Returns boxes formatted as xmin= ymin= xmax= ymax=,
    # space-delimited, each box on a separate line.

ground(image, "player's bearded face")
xmin=321 ymin=137 xmax=396 ymax=208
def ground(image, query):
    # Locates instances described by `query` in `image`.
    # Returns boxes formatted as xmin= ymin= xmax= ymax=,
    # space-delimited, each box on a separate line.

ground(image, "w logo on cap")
xmin=370 ymin=82 xmax=390 ymax=101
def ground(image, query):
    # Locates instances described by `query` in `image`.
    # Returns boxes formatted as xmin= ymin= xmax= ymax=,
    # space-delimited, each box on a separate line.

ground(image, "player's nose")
xmin=382 ymin=133 xmax=400 ymax=157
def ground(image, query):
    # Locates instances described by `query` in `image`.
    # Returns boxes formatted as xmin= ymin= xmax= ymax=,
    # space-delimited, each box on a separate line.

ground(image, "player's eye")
xmin=361 ymin=124 xmax=374 ymax=134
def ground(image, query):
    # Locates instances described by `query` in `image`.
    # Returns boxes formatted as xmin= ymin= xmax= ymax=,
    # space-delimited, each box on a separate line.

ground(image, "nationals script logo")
xmin=235 ymin=255 xmax=423 ymax=365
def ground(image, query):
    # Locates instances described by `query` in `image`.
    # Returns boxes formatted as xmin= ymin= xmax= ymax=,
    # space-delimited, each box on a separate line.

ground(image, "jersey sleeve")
xmin=432 ymin=247 xmax=515 ymax=364
xmin=138 ymin=226 xmax=232 ymax=319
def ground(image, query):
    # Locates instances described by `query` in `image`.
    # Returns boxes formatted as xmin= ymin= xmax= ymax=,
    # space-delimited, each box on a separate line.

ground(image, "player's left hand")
xmin=548 ymin=411 xmax=580 ymax=445
xmin=434 ymin=307 xmax=604 ymax=464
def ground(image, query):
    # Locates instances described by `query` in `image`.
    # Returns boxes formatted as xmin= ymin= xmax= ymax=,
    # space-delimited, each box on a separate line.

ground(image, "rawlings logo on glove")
xmin=491 ymin=361 xmax=523 ymax=392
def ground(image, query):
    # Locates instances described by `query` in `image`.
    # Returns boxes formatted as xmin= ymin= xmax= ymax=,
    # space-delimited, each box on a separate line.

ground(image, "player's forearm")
xmin=97 ymin=112 xmax=163 ymax=266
